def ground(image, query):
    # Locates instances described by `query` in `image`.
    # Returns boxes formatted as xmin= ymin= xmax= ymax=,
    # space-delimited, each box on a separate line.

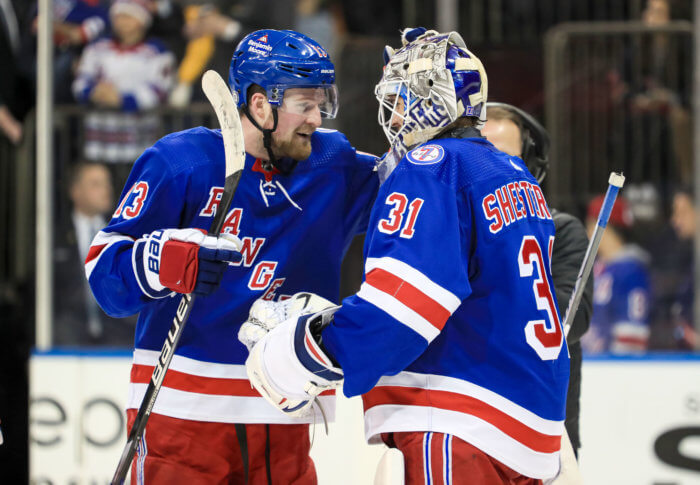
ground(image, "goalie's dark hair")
xmin=486 ymin=102 xmax=550 ymax=183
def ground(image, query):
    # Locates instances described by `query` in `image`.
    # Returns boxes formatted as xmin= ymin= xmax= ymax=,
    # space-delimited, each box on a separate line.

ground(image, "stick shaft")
xmin=111 ymin=71 xmax=244 ymax=484
xmin=562 ymin=172 xmax=625 ymax=336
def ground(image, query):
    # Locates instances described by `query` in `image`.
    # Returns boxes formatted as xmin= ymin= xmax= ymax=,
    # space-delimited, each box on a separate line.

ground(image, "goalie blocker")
xmin=246 ymin=306 xmax=344 ymax=417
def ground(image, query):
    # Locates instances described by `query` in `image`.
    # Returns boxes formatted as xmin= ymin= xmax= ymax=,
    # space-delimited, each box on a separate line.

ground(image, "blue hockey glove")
xmin=133 ymin=228 xmax=242 ymax=298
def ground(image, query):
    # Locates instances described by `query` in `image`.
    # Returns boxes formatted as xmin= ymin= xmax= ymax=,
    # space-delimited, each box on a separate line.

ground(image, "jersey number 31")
xmin=378 ymin=192 xmax=424 ymax=239
xmin=518 ymin=235 xmax=564 ymax=360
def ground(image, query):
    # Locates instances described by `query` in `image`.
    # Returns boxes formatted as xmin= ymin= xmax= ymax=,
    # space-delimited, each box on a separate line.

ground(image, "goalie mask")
xmin=375 ymin=29 xmax=488 ymax=164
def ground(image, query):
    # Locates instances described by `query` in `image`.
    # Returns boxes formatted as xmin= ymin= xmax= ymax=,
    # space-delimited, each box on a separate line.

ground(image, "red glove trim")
xmin=160 ymin=240 xmax=199 ymax=294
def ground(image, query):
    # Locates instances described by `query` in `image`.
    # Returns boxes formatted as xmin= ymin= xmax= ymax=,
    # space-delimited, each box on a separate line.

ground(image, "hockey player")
xmin=482 ymin=103 xmax=593 ymax=459
xmin=581 ymin=195 xmax=651 ymax=353
xmin=85 ymin=29 xmax=378 ymax=483
xmin=244 ymin=29 xmax=569 ymax=484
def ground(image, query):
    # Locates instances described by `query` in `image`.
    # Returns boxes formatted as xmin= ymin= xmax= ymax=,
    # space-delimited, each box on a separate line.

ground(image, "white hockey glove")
xmin=238 ymin=292 xmax=336 ymax=351
xmin=246 ymin=307 xmax=343 ymax=418
xmin=133 ymin=228 xmax=242 ymax=298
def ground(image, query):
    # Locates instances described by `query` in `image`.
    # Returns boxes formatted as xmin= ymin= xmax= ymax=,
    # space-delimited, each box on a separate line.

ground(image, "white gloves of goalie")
xmin=238 ymin=293 xmax=344 ymax=417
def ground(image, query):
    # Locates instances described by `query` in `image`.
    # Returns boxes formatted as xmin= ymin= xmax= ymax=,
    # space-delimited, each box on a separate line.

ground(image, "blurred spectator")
xmin=607 ymin=0 xmax=692 ymax=184
xmin=668 ymin=186 xmax=699 ymax=349
xmin=146 ymin=0 xmax=186 ymax=62
xmin=171 ymin=2 xmax=246 ymax=107
xmin=169 ymin=4 xmax=222 ymax=108
xmin=0 ymin=0 xmax=33 ymax=144
xmin=25 ymin=0 xmax=110 ymax=103
xmin=72 ymin=0 xmax=174 ymax=171
xmin=582 ymin=196 xmax=651 ymax=354
xmin=295 ymin=0 xmax=342 ymax=60
xmin=54 ymin=162 xmax=136 ymax=346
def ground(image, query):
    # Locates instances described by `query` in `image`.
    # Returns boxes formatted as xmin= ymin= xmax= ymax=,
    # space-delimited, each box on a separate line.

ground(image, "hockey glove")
xmin=238 ymin=292 xmax=336 ymax=351
xmin=246 ymin=307 xmax=343 ymax=418
xmin=133 ymin=228 xmax=242 ymax=298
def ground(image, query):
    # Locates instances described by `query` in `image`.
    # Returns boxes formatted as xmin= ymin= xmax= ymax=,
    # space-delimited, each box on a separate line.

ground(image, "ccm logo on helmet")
xmin=407 ymin=145 xmax=445 ymax=165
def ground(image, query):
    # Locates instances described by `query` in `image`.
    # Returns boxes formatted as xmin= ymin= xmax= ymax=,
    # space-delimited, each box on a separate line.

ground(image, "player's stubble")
xmin=270 ymin=123 xmax=315 ymax=161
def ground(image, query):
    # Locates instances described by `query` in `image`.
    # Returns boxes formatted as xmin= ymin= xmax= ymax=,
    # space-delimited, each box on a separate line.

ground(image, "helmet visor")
xmin=275 ymin=85 xmax=339 ymax=119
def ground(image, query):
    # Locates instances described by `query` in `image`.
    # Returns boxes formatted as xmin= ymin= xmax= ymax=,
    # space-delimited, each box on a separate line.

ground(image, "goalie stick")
xmin=111 ymin=70 xmax=246 ymax=485
xmin=547 ymin=172 xmax=625 ymax=485
xmin=562 ymin=172 xmax=625 ymax=338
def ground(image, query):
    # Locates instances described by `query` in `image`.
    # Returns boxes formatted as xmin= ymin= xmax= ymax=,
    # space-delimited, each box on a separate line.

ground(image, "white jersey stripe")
xmin=365 ymin=257 xmax=461 ymax=312
xmin=357 ymin=283 xmax=440 ymax=342
xmin=127 ymin=383 xmax=334 ymax=424
xmin=444 ymin=434 xmax=452 ymax=485
xmin=132 ymin=348 xmax=249 ymax=379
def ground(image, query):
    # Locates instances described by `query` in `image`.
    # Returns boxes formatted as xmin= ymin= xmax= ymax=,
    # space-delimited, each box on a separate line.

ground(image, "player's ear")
xmin=248 ymin=92 xmax=273 ymax=128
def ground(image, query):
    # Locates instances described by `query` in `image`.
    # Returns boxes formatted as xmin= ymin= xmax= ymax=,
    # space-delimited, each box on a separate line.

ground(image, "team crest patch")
xmin=407 ymin=145 xmax=445 ymax=165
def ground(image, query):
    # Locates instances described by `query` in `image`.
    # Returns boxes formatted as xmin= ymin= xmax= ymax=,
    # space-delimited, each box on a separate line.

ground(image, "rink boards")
xmin=29 ymin=351 xmax=700 ymax=484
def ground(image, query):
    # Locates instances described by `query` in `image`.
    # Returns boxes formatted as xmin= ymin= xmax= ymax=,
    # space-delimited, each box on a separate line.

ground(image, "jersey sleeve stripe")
xmin=363 ymin=385 xmax=560 ymax=454
xmin=357 ymin=283 xmax=440 ymax=342
xmin=84 ymin=231 xmax=135 ymax=278
xmin=366 ymin=267 xmax=451 ymax=330
xmin=365 ymin=257 xmax=461 ymax=312
xmin=85 ymin=244 xmax=107 ymax=264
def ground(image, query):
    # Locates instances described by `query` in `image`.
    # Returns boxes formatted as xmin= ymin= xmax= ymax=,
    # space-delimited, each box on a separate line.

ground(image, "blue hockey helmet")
xmin=229 ymin=29 xmax=338 ymax=118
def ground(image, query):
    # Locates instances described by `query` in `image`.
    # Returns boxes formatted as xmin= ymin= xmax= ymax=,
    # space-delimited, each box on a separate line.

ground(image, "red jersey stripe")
xmin=363 ymin=386 xmax=560 ymax=454
xmin=85 ymin=244 xmax=107 ymax=264
xmin=366 ymin=268 xmax=451 ymax=330
xmin=131 ymin=364 xmax=335 ymax=397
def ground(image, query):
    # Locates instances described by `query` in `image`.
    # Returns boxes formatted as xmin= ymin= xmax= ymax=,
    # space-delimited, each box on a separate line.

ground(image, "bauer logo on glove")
xmin=133 ymin=228 xmax=242 ymax=298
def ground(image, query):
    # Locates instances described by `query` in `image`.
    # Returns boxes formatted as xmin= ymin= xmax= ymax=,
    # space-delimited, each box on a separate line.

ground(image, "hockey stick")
xmin=111 ymin=70 xmax=246 ymax=484
xmin=547 ymin=172 xmax=625 ymax=485
xmin=562 ymin=172 xmax=625 ymax=337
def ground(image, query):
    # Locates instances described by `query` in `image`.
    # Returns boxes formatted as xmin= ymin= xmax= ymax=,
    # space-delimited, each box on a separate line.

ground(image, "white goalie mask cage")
xmin=374 ymin=30 xmax=488 ymax=179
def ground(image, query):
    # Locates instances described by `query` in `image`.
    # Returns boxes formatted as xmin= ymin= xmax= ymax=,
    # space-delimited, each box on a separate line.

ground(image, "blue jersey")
xmin=323 ymin=136 xmax=569 ymax=479
xmin=584 ymin=246 xmax=650 ymax=353
xmin=86 ymin=127 xmax=378 ymax=424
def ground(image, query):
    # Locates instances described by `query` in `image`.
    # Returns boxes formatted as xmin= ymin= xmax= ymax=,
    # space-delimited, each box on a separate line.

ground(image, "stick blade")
xmin=202 ymin=70 xmax=246 ymax=178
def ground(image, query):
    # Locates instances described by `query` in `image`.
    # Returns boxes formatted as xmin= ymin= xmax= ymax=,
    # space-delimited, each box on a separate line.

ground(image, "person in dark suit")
xmin=54 ymin=161 xmax=137 ymax=346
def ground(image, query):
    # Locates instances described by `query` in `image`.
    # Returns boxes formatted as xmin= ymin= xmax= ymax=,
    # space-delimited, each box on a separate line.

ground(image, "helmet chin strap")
xmin=242 ymin=106 xmax=299 ymax=175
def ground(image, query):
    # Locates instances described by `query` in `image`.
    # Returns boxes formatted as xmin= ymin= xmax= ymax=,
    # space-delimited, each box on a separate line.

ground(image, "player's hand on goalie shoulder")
xmin=134 ymin=228 xmax=242 ymax=297
xmin=241 ymin=293 xmax=344 ymax=417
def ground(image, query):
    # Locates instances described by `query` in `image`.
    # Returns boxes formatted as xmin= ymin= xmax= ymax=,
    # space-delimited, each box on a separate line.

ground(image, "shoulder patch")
xmin=407 ymin=144 xmax=445 ymax=165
